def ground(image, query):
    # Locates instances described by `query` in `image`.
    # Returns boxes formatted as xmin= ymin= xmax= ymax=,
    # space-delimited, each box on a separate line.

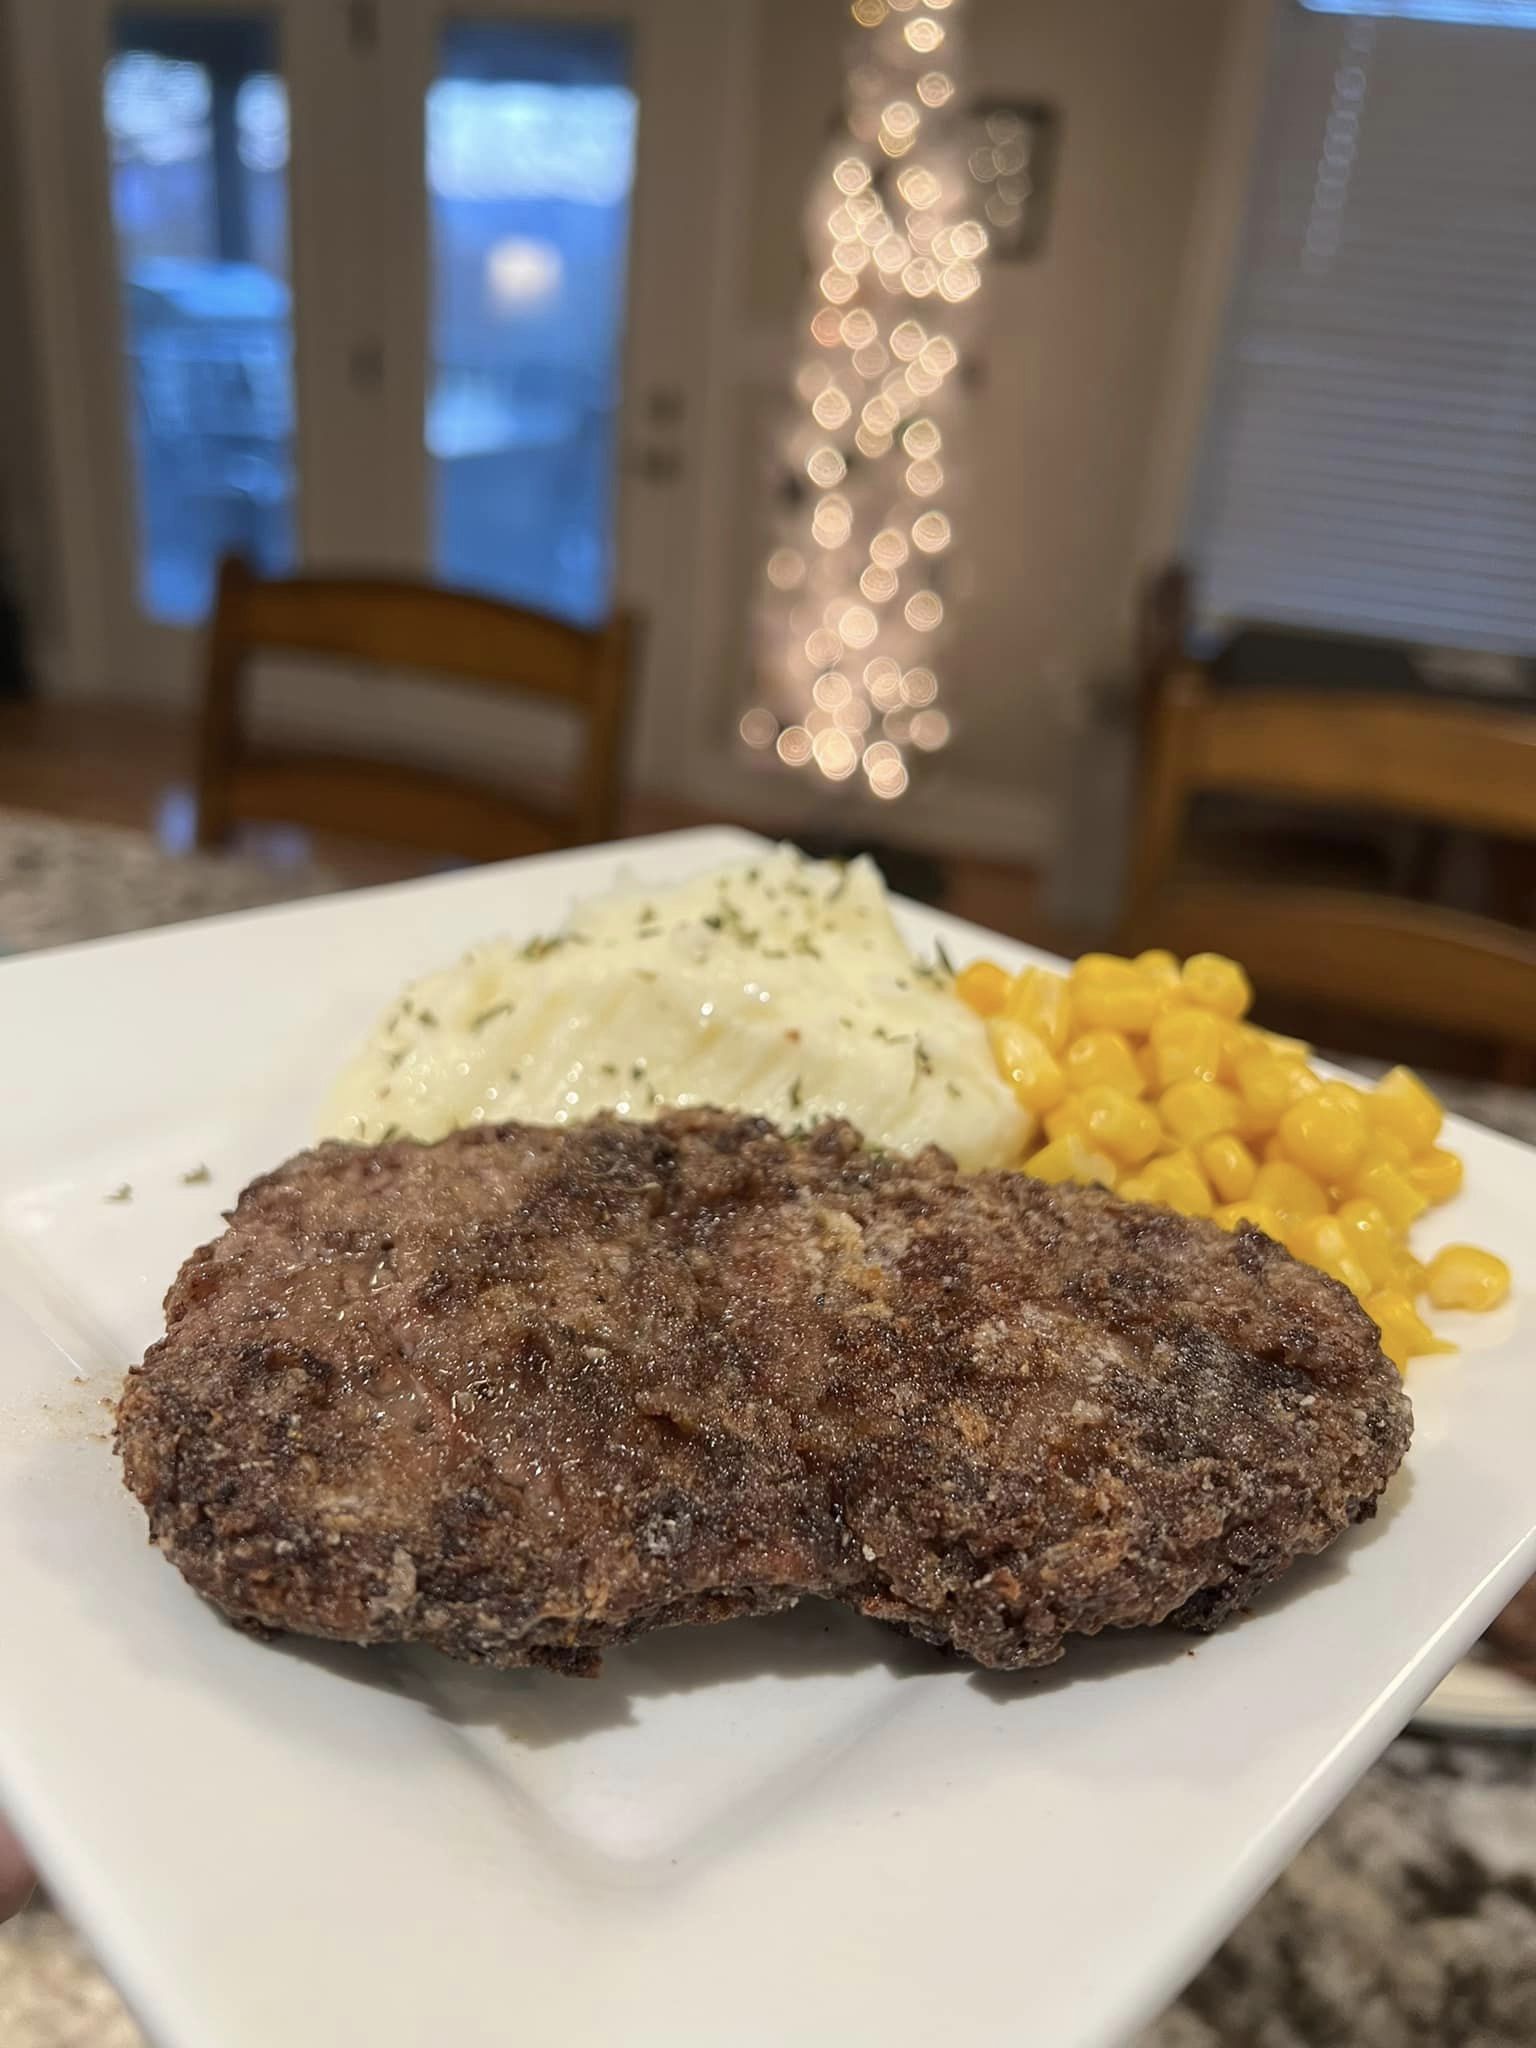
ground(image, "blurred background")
xmin=5 ymin=6 xmax=1536 ymax=2041
xmin=1 ymin=0 xmax=1534 ymax=1074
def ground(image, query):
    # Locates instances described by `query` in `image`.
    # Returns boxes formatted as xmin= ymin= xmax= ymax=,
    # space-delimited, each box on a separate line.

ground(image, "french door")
xmin=12 ymin=0 xmax=742 ymax=782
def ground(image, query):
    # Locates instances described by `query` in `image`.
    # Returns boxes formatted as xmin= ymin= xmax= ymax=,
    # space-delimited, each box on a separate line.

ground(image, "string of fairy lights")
xmin=742 ymin=0 xmax=989 ymax=803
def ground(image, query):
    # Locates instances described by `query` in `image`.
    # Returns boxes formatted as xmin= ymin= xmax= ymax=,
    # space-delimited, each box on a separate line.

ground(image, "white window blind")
xmin=1186 ymin=1 xmax=1536 ymax=653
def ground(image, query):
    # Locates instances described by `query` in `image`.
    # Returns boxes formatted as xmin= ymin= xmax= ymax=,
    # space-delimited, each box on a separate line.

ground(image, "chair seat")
xmin=230 ymin=750 xmax=572 ymax=863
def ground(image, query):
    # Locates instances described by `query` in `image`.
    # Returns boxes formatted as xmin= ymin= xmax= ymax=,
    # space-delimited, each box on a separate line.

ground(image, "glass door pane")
xmin=426 ymin=22 xmax=637 ymax=625
xmin=105 ymin=10 xmax=296 ymax=624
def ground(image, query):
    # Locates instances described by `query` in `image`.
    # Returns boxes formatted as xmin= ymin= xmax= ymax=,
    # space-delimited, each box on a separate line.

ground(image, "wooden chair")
xmin=195 ymin=556 xmax=635 ymax=862
xmin=1125 ymin=667 xmax=1536 ymax=1054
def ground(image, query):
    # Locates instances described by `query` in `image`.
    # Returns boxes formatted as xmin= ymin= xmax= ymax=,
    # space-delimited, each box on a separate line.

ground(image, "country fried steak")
xmin=118 ymin=1110 xmax=1411 ymax=1674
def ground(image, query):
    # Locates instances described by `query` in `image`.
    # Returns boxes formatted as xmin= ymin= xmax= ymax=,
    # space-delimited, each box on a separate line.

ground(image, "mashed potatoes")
xmin=323 ymin=848 xmax=1029 ymax=1170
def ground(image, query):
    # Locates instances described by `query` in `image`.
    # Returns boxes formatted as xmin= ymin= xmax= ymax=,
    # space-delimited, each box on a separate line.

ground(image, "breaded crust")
xmin=118 ymin=1111 xmax=1411 ymax=1673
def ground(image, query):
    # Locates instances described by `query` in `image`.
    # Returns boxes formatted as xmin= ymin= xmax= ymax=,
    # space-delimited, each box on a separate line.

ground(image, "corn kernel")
xmin=1200 ymin=1133 xmax=1258 ymax=1203
xmin=1262 ymin=1132 xmax=1292 ymax=1165
xmin=1402 ymin=1251 xmax=1431 ymax=1292
xmin=1290 ymin=1214 xmax=1345 ymax=1261
xmin=1277 ymin=1084 xmax=1368 ymax=1182
xmin=1287 ymin=1215 xmax=1374 ymax=1297
xmin=1137 ymin=1044 xmax=1160 ymax=1092
xmin=1142 ymin=1150 xmax=1212 ymax=1218
xmin=1072 ymin=952 xmax=1136 ymax=982
xmin=1044 ymin=1098 xmax=1086 ymax=1143
xmin=1148 ymin=1008 xmax=1226 ymax=1088
xmin=1064 ymin=1029 xmax=1145 ymax=1097
xmin=1426 ymin=1245 xmax=1511 ymax=1313
xmin=1334 ymin=1198 xmax=1400 ymax=1288
xmin=1213 ymin=1200 xmax=1284 ymax=1239
xmin=1368 ymin=1066 xmax=1443 ymax=1153
xmin=1257 ymin=1029 xmax=1313 ymax=1059
xmin=1337 ymin=1256 xmax=1375 ymax=1300
xmin=1118 ymin=1170 xmax=1158 ymax=1205
xmin=1134 ymin=949 xmax=1181 ymax=990
xmin=956 ymin=959 xmax=1011 ymax=1017
xmin=987 ymin=1017 xmax=1066 ymax=1113
xmin=1071 ymin=973 xmax=1157 ymax=1035
xmin=1407 ymin=1147 xmax=1464 ymax=1206
xmin=1181 ymin=952 xmax=1254 ymax=1019
xmin=1026 ymin=1134 xmax=1117 ymax=1189
xmin=1074 ymin=1086 xmax=1162 ymax=1167
xmin=1160 ymin=1077 xmax=1242 ymax=1145
xmin=1351 ymin=1158 xmax=1430 ymax=1232
xmin=1283 ymin=1060 xmax=1324 ymax=1105
xmin=1004 ymin=967 xmax=1073 ymax=1052
xmin=1217 ymin=1023 xmax=1259 ymax=1085
xmin=1233 ymin=1051 xmax=1295 ymax=1130
xmin=1366 ymin=1289 xmax=1454 ymax=1371
xmin=1252 ymin=1158 xmax=1329 ymax=1225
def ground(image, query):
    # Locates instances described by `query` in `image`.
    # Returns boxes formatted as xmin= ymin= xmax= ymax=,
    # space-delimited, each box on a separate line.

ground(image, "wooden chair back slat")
xmin=1126 ymin=664 xmax=1536 ymax=1052
xmin=196 ymin=556 xmax=635 ymax=858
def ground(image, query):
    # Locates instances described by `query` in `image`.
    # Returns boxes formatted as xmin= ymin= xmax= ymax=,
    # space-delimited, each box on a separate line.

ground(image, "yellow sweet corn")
xmin=1366 ymin=1289 xmax=1454 ymax=1372
xmin=1369 ymin=1065 xmax=1443 ymax=1153
xmin=1181 ymin=952 xmax=1254 ymax=1019
xmin=1134 ymin=948 xmax=1182 ymax=990
xmin=1351 ymin=1157 xmax=1430 ymax=1233
xmin=1357 ymin=1129 xmax=1413 ymax=1172
xmin=1232 ymin=1051 xmax=1295 ymax=1131
xmin=1252 ymin=1158 xmax=1329 ymax=1225
xmin=1160 ymin=1078 xmax=1242 ymax=1146
xmin=1390 ymin=1248 xmax=1430 ymax=1298
xmin=987 ymin=1017 xmax=1066 ymax=1114
xmin=1334 ymin=1198 xmax=1399 ymax=1289
xmin=1200 ymin=1133 xmax=1258 ymax=1203
xmin=1043 ymin=1098 xmax=1087 ymax=1143
xmin=1148 ymin=1008 xmax=1226 ymax=1088
xmin=1277 ymin=1083 xmax=1369 ymax=1182
xmin=1027 ymin=1133 xmax=1117 ymax=1189
xmin=965 ymin=947 xmax=1503 ymax=1367
xmin=1426 ymin=1245 xmax=1511 ymax=1313
xmin=1064 ymin=1029 xmax=1145 ymax=1098
xmin=1213 ymin=1199 xmax=1284 ymax=1238
xmin=956 ymin=958 xmax=1011 ymax=1017
xmin=1071 ymin=969 xmax=1157 ymax=1036
xmin=1407 ymin=1147 xmax=1464 ymax=1206
xmin=1074 ymin=1086 xmax=1162 ymax=1168
xmin=1142 ymin=1150 xmax=1213 ymax=1218
xmin=1004 ymin=967 xmax=1073 ymax=1052
xmin=1287 ymin=1215 xmax=1374 ymax=1298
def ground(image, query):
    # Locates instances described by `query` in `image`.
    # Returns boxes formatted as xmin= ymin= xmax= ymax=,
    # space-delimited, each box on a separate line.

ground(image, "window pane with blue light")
xmin=105 ymin=13 xmax=296 ymax=625
xmin=427 ymin=24 xmax=637 ymax=626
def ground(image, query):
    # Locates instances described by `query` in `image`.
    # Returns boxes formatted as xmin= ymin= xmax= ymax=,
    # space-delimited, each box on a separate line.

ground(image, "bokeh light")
xmin=749 ymin=0 xmax=987 ymax=793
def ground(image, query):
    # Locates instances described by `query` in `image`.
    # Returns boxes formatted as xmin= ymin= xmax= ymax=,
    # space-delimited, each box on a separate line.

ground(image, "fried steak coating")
xmin=118 ymin=1110 xmax=1411 ymax=1674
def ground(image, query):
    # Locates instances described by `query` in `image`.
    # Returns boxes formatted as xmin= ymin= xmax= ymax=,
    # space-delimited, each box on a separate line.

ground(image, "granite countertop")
xmin=2 ymin=805 xmax=1533 ymax=2048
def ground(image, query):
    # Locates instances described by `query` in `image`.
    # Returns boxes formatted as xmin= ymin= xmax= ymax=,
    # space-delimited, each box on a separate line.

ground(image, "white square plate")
xmin=3 ymin=826 xmax=1534 ymax=2048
